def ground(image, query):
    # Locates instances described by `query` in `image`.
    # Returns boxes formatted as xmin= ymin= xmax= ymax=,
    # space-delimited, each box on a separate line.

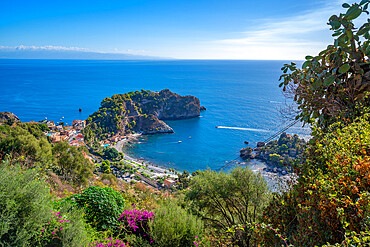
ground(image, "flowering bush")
xmin=118 ymin=208 xmax=154 ymax=242
xmin=88 ymin=237 xmax=129 ymax=247
xmin=36 ymin=211 xmax=71 ymax=246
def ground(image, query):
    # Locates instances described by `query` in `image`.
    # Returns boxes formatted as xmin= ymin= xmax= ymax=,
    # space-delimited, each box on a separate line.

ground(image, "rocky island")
xmin=83 ymin=89 xmax=204 ymax=144
xmin=240 ymin=132 xmax=306 ymax=174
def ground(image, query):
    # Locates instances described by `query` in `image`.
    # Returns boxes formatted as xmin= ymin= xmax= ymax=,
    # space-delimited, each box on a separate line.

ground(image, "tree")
xmin=103 ymin=147 xmax=120 ymax=160
xmin=186 ymin=166 xmax=270 ymax=246
xmin=52 ymin=142 xmax=94 ymax=185
xmin=0 ymin=126 xmax=54 ymax=168
xmin=279 ymin=0 xmax=370 ymax=128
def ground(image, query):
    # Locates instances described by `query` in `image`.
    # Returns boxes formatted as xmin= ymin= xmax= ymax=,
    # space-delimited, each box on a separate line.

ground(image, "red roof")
xmin=76 ymin=134 xmax=84 ymax=139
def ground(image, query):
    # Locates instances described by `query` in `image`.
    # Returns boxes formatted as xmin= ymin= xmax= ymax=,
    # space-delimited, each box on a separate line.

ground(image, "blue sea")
xmin=0 ymin=59 xmax=309 ymax=172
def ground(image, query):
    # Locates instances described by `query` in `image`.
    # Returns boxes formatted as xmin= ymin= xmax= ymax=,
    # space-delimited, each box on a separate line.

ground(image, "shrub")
xmin=0 ymin=162 xmax=53 ymax=246
xmin=149 ymin=201 xmax=205 ymax=247
xmin=263 ymin=114 xmax=370 ymax=246
xmin=89 ymin=237 xmax=129 ymax=247
xmin=73 ymin=186 xmax=125 ymax=231
xmin=187 ymin=166 xmax=270 ymax=246
xmin=118 ymin=208 xmax=154 ymax=242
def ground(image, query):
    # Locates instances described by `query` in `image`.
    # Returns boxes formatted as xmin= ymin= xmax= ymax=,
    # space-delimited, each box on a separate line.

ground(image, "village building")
xmin=76 ymin=133 xmax=84 ymax=142
xmin=55 ymin=125 xmax=63 ymax=132
xmin=72 ymin=120 xmax=86 ymax=130
xmin=64 ymin=125 xmax=73 ymax=130
xmin=70 ymin=139 xmax=79 ymax=146
xmin=164 ymin=179 xmax=176 ymax=188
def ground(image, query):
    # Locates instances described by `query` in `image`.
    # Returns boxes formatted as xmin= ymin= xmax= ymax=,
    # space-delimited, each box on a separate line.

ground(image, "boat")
xmin=215 ymin=126 xmax=219 ymax=128
xmin=189 ymin=136 xmax=192 ymax=139
xmin=178 ymin=141 xmax=182 ymax=143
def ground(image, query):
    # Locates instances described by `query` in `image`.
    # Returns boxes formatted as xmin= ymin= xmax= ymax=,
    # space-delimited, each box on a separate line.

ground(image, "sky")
xmin=0 ymin=0 xmax=356 ymax=59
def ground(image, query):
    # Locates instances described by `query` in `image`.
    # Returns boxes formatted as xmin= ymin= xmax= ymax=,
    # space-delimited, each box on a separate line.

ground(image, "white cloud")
xmin=181 ymin=0 xmax=352 ymax=60
xmin=0 ymin=45 xmax=91 ymax=52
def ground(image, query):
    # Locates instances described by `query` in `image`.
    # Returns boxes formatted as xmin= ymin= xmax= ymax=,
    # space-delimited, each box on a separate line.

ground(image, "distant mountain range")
xmin=0 ymin=46 xmax=167 ymax=60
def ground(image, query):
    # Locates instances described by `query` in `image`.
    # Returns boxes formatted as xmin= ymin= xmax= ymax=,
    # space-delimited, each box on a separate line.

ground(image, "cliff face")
xmin=0 ymin=112 xmax=20 ymax=124
xmin=84 ymin=89 xmax=204 ymax=141
xmin=139 ymin=89 xmax=201 ymax=120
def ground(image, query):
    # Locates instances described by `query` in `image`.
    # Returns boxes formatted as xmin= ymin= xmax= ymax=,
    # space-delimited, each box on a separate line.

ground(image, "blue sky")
xmin=0 ymin=0 xmax=352 ymax=59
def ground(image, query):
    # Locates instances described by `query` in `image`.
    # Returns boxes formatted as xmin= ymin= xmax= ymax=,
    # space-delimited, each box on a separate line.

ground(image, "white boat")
xmin=178 ymin=141 xmax=182 ymax=143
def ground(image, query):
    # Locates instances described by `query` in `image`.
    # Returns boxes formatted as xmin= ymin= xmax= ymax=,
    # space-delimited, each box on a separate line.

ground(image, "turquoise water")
xmin=0 ymin=59 xmax=307 ymax=172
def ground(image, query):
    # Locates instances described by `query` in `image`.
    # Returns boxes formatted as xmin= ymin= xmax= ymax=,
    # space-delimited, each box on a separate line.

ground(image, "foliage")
xmin=279 ymin=0 xmax=370 ymax=128
xmin=88 ymin=237 xmax=129 ymax=247
xmin=103 ymin=147 xmax=121 ymax=161
xmin=101 ymin=173 xmax=117 ymax=186
xmin=118 ymin=208 xmax=154 ymax=243
xmin=0 ymin=125 xmax=54 ymax=168
xmin=263 ymin=114 xmax=370 ymax=246
xmin=72 ymin=186 xmax=125 ymax=231
xmin=0 ymin=162 xmax=53 ymax=246
xmin=186 ymin=166 xmax=270 ymax=246
xmin=149 ymin=201 xmax=205 ymax=247
xmin=52 ymin=141 xmax=94 ymax=185
xmin=83 ymin=90 xmax=154 ymax=143
xmin=100 ymin=160 xmax=111 ymax=174
xmin=176 ymin=170 xmax=190 ymax=189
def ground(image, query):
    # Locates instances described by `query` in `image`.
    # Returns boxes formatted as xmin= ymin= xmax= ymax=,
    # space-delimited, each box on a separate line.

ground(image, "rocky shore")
xmin=240 ymin=132 xmax=306 ymax=176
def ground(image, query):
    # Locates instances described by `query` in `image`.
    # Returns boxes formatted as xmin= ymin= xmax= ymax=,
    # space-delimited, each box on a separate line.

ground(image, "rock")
xmin=200 ymin=106 xmax=207 ymax=111
xmin=282 ymin=170 xmax=287 ymax=175
xmin=86 ymin=89 xmax=201 ymax=136
xmin=240 ymin=147 xmax=255 ymax=159
xmin=244 ymin=141 xmax=249 ymax=144
xmin=0 ymin=112 xmax=20 ymax=124
xmin=257 ymin=141 xmax=265 ymax=147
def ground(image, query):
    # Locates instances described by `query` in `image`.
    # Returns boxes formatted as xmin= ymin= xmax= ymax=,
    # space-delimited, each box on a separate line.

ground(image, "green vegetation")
xmin=149 ymin=201 xmax=204 ymax=247
xmin=0 ymin=163 xmax=53 ymax=246
xmin=2 ymin=2 xmax=370 ymax=246
xmin=71 ymin=186 xmax=125 ymax=231
xmin=261 ymin=1 xmax=370 ymax=246
xmin=255 ymin=133 xmax=306 ymax=166
xmin=279 ymin=1 xmax=370 ymax=128
xmin=103 ymin=147 xmax=123 ymax=161
xmin=83 ymin=89 xmax=156 ymax=143
xmin=187 ymin=167 xmax=270 ymax=246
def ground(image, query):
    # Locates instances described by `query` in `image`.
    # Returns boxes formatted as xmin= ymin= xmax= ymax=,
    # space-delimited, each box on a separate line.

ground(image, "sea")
xmin=0 ymin=59 xmax=310 ymax=174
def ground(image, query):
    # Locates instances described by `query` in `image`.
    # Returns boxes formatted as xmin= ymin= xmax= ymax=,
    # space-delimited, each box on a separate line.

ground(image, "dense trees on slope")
xmin=262 ymin=1 xmax=370 ymax=246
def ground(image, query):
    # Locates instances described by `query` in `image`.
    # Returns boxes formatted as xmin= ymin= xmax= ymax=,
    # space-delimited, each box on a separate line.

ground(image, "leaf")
xmin=330 ymin=20 xmax=341 ymax=29
xmin=324 ymin=75 xmax=336 ymax=86
xmin=339 ymin=63 xmax=351 ymax=73
xmin=357 ymin=25 xmax=370 ymax=35
xmin=360 ymin=0 xmax=368 ymax=5
xmin=345 ymin=5 xmax=362 ymax=20
xmin=305 ymin=55 xmax=314 ymax=60
xmin=302 ymin=61 xmax=311 ymax=69
xmin=342 ymin=3 xmax=351 ymax=8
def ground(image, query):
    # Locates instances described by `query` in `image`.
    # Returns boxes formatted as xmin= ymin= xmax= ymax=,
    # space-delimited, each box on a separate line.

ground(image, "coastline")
xmin=112 ymin=133 xmax=296 ymax=190
xmin=112 ymin=135 xmax=178 ymax=181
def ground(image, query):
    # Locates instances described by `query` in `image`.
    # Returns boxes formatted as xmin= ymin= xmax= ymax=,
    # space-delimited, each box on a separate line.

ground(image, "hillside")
xmin=83 ymin=89 xmax=204 ymax=143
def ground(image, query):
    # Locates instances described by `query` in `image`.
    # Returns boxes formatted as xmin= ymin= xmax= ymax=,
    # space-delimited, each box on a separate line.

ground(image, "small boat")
xmin=178 ymin=141 xmax=182 ymax=143
xmin=189 ymin=136 xmax=192 ymax=139
xmin=215 ymin=126 xmax=219 ymax=128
